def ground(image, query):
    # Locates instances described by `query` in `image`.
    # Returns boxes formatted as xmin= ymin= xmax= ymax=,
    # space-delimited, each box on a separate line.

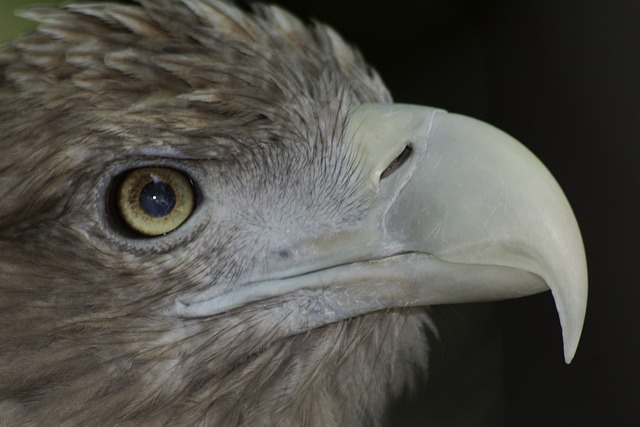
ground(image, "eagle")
xmin=0 ymin=0 xmax=587 ymax=425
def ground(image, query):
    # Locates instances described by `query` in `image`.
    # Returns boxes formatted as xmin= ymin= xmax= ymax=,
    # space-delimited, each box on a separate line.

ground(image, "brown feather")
xmin=0 ymin=1 xmax=428 ymax=425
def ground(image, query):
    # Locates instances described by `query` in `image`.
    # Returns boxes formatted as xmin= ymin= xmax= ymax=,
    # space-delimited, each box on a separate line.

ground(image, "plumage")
xmin=0 ymin=1 xmax=587 ymax=426
xmin=0 ymin=2 xmax=422 ymax=425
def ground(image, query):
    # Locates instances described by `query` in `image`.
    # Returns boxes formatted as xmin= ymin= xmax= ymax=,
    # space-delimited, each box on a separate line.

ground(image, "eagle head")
xmin=0 ymin=1 xmax=586 ymax=425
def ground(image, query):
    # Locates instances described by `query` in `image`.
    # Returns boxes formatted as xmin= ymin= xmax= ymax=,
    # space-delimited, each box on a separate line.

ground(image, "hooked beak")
xmin=177 ymin=103 xmax=588 ymax=363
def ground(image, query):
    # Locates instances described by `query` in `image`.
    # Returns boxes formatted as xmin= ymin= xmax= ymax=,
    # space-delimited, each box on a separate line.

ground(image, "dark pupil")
xmin=139 ymin=181 xmax=176 ymax=218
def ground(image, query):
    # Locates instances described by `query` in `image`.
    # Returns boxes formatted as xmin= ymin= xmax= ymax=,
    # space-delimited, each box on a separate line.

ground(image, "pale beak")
xmin=349 ymin=103 xmax=587 ymax=362
xmin=177 ymin=103 xmax=588 ymax=363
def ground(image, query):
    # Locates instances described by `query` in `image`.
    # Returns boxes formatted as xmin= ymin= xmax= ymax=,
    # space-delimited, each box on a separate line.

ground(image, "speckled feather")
xmin=0 ymin=1 xmax=428 ymax=425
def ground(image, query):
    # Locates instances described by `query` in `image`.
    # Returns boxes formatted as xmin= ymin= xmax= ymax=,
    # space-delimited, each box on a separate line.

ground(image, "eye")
xmin=380 ymin=144 xmax=412 ymax=180
xmin=116 ymin=167 xmax=195 ymax=236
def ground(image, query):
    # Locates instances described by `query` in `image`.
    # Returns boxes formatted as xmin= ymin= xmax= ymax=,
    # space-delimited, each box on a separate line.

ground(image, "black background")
xmin=266 ymin=1 xmax=637 ymax=425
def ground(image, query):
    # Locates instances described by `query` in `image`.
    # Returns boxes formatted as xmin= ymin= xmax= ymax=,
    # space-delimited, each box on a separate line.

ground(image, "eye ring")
xmin=116 ymin=167 xmax=195 ymax=236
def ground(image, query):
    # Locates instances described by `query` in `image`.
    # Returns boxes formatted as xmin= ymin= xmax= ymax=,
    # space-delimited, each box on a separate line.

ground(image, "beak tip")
xmin=555 ymin=280 xmax=587 ymax=364
xmin=563 ymin=325 xmax=582 ymax=364
xmin=563 ymin=336 xmax=579 ymax=364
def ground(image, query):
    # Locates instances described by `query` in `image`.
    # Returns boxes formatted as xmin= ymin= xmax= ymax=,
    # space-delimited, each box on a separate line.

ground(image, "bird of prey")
xmin=0 ymin=0 xmax=587 ymax=425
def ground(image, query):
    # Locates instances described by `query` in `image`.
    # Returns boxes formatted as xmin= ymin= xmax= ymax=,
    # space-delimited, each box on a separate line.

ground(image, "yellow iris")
xmin=117 ymin=167 xmax=195 ymax=236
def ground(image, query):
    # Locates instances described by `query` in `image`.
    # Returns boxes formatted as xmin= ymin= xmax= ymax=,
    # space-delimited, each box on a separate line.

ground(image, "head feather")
xmin=0 ymin=2 xmax=425 ymax=426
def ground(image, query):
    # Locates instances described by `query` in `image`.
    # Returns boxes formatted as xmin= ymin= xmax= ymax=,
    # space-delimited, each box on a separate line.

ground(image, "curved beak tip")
xmin=554 ymin=273 xmax=588 ymax=364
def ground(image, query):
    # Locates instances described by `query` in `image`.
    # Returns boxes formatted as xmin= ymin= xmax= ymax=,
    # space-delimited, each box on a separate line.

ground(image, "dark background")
xmin=3 ymin=0 xmax=637 ymax=425
xmin=268 ymin=1 xmax=635 ymax=426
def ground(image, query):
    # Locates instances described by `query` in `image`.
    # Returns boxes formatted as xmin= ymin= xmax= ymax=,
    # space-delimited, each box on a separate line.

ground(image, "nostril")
xmin=380 ymin=144 xmax=412 ymax=180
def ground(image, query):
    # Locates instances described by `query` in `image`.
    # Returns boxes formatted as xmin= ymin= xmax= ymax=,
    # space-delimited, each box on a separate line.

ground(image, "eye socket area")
xmin=114 ymin=167 xmax=196 ymax=237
